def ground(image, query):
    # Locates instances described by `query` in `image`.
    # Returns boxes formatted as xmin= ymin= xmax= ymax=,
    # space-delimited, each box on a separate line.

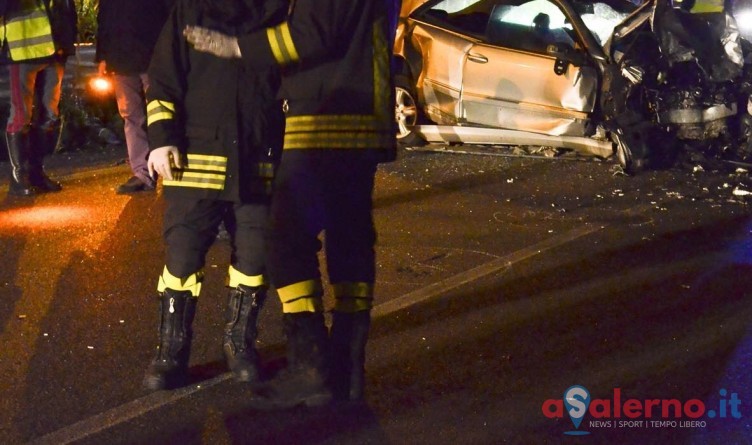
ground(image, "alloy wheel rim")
xmin=395 ymin=87 xmax=418 ymax=139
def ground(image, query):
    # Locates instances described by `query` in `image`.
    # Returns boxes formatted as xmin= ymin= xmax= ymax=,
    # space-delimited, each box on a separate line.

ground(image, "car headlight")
xmin=736 ymin=10 xmax=752 ymax=34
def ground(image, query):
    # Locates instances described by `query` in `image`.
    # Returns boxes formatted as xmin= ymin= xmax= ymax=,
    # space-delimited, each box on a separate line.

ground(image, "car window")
xmin=421 ymin=0 xmax=577 ymax=53
xmin=422 ymin=0 xmax=496 ymax=36
xmin=489 ymin=0 xmax=575 ymax=50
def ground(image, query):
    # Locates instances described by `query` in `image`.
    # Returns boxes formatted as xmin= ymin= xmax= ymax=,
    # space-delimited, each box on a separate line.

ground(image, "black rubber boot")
xmin=28 ymin=124 xmax=62 ymax=192
xmin=248 ymin=312 xmax=332 ymax=410
xmin=223 ymin=285 xmax=266 ymax=382
xmin=143 ymin=289 xmax=197 ymax=391
xmin=5 ymin=132 xmax=39 ymax=197
xmin=329 ymin=311 xmax=370 ymax=401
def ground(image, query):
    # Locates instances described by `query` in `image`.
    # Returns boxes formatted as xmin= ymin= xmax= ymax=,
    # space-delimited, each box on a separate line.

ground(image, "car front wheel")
xmin=395 ymin=74 xmax=426 ymax=147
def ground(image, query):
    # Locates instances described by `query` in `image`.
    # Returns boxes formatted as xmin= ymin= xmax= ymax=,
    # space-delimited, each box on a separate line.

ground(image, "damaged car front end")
xmin=395 ymin=0 xmax=752 ymax=173
xmin=603 ymin=0 xmax=752 ymax=171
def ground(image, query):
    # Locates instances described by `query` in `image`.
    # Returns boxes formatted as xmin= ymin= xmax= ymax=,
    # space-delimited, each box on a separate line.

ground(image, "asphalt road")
xmin=1 ymin=145 xmax=752 ymax=444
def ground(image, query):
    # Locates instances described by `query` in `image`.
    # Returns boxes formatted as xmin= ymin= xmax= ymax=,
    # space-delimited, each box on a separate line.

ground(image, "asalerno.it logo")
xmin=542 ymin=385 xmax=742 ymax=435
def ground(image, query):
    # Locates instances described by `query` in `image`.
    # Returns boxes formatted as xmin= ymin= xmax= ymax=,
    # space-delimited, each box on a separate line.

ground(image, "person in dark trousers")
xmin=185 ymin=0 xmax=399 ymax=408
xmin=0 ymin=0 xmax=77 ymax=197
xmin=141 ymin=0 xmax=286 ymax=391
xmin=96 ymin=0 xmax=174 ymax=194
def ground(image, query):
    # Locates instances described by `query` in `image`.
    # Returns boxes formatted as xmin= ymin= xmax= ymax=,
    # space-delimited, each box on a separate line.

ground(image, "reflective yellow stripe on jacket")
xmin=163 ymin=154 xmax=227 ymax=190
xmin=283 ymin=115 xmax=393 ymax=149
xmin=146 ymin=100 xmax=176 ymax=126
xmin=4 ymin=8 xmax=56 ymax=61
xmin=266 ymin=22 xmax=299 ymax=65
xmin=256 ymin=162 xmax=275 ymax=178
xmin=279 ymin=21 xmax=394 ymax=151
xmin=162 ymin=155 xmax=274 ymax=192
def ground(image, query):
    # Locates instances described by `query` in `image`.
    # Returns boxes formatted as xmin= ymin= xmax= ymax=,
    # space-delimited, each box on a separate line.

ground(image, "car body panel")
xmin=396 ymin=0 xmax=752 ymax=168
xmin=404 ymin=0 xmax=604 ymax=141
xmin=414 ymin=125 xmax=615 ymax=156
xmin=461 ymin=42 xmax=597 ymax=136
xmin=409 ymin=23 xmax=474 ymax=126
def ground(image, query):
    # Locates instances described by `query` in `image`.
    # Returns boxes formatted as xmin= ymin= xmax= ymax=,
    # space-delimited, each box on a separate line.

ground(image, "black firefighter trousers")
xmin=266 ymin=151 xmax=378 ymax=304
xmin=163 ymin=197 xmax=269 ymax=281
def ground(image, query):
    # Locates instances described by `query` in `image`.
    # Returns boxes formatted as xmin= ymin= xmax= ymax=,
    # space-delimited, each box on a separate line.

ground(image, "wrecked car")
xmin=394 ymin=0 xmax=752 ymax=173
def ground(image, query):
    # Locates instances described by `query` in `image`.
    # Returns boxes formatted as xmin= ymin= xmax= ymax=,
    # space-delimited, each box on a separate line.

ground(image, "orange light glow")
xmin=89 ymin=76 xmax=113 ymax=94
xmin=0 ymin=206 xmax=96 ymax=230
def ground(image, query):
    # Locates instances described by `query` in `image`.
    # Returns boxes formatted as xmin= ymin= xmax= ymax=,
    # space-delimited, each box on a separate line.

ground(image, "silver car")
xmin=395 ymin=0 xmax=752 ymax=172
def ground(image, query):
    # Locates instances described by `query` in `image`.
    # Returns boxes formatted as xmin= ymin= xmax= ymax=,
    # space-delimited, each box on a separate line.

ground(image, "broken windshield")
xmin=574 ymin=0 xmax=635 ymax=45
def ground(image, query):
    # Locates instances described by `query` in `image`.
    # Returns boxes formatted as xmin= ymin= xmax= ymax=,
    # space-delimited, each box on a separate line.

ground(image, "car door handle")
xmin=467 ymin=53 xmax=488 ymax=64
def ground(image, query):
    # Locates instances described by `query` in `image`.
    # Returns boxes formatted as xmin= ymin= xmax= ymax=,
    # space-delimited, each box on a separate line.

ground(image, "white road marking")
xmin=372 ymin=224 xmax=602 ymax=318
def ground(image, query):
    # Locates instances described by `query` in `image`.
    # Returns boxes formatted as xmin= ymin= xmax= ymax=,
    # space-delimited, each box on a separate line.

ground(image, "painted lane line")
xmin=372 ymin=224 xmax=603 ymax=318
xmin=30 ymin=374 xmax=231 ymax=445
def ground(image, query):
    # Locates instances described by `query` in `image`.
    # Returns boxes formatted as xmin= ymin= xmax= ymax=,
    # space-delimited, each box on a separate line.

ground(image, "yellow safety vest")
xmin=690 ymin=0 xmax=724 ymax=13
xmin=3 ymin=1 xmax=56 ymax=61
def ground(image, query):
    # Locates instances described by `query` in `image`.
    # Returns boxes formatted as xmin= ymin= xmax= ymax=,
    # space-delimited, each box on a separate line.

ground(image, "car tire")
xmin=395 ymin=74 xmax=427 ymax=148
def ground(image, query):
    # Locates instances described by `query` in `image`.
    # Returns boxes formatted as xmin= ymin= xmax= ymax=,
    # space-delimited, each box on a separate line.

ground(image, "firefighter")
xmin=0 ymin=0 xmax=77 ymax=196
xmin=185 ymin=0 xmax=399 ymax=408
xmin=142 ymin=0 xmax=287 ymax=391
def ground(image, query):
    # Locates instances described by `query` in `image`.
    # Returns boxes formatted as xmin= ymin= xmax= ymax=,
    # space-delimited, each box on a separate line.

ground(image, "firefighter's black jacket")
xmin=236 ymin=0 xmax=398 ymax=162
xmin=146 ymin=0 xmax=286 ymax=202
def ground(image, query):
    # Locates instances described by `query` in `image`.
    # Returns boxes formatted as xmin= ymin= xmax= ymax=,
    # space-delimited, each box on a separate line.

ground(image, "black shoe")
xmin=30 ymin=171 xmax=62 ymax=192
xmin=116 ymin=176 xmax=155 ymax=194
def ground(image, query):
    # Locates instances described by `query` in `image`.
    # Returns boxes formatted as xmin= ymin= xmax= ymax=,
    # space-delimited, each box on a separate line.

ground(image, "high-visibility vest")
xmin=3 ymin=1 xmax=56 ymax=61
xmin=690 ymin=0 xmax=725 ymax=12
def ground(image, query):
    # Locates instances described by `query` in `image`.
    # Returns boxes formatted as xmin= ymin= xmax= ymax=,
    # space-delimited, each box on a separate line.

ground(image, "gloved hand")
xmin=148 ymin=145 xmax=182 ymax=181
xmin=183 ymin=25 xmax=241 ymax=59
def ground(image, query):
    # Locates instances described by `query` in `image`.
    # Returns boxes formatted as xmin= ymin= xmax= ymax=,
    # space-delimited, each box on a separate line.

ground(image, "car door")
xmin=408 ymin=15 xmax=477 ymax=126
xmin=459 ymin=0 xmax=598 ymax=137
